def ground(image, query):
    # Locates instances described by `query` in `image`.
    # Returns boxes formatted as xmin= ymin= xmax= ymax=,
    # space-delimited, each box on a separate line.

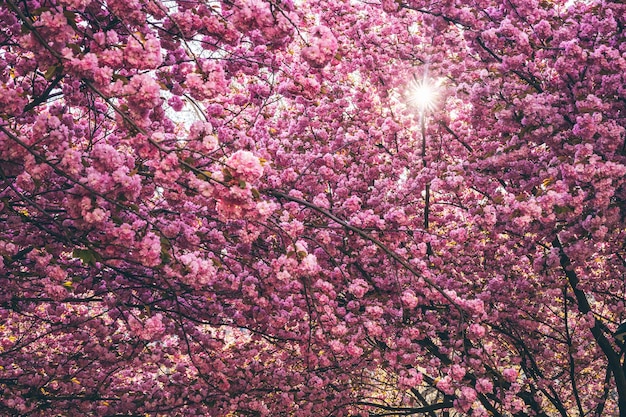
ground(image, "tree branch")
xmin=266 ymin=190 xmax=461 ymax=312
xmin=553 ymin=236 xmax=626 ymax=415
xmin=356 ymin=400 xmax=453 ymax=415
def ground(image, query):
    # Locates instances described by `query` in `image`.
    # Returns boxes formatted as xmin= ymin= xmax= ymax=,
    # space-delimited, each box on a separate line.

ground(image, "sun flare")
xmin=408 ymin=78 xmax=442 ymax=112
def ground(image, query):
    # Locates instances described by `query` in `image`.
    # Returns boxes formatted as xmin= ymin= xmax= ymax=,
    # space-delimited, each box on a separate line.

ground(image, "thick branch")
xmin=356 ymin=400 xmax=453 ymax=415
xmin=553 ymin=236 xmax=626 ymax=415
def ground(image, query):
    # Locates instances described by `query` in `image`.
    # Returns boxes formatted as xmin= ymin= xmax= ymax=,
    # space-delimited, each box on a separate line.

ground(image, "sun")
xmin=408 ymin=78 xmax=442 ymax=112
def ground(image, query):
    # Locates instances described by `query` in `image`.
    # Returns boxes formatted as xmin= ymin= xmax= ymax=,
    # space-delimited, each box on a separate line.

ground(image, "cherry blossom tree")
xmin=1 ymin=0 xmax=625 ymax=415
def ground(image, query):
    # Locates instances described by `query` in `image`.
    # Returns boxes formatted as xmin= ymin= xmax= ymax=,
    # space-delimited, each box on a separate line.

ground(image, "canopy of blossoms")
xmin=1 ymin=0 xmax=625 ymax=415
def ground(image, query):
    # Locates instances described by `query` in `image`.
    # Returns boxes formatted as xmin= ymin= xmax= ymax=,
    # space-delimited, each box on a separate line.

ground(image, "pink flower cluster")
xmin=2 ymin=0 xmax=626 ymax=415
xmin=125 ymin=35 xmax=163 ymax=70
xmin=129 ymin=313 xmax=166 ymax=341
xmin=348 ymin=279 xmax=370 ymax=298
xmin=124 ymin=73 xmax=162 ymax=114
xmin=185 ymin=60 xmax=228 ymax=100
xmin=302 ymin=26 xmax=338 ymax=68
xmin=230 ymin=0 xmax=294 ymax=45
xmin=227 ymin=150 xmax=264 ymax=182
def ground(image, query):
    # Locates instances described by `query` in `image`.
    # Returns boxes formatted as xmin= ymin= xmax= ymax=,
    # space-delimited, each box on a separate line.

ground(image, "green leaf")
xmin=63 ymin=11 xmax=78 ymax=30
xmin=72 ymin=248 xmax=101 ymax=266
xmin=160 ymin=236 xmax=172 ymax=251
xmin=554 ymin=205 xmax=572 ymax=215
xmin=160 ymin=250 xmax=171 ymax=265
xmin=111 ymin=74 xmax=130 ymax=85
xmin=196 ymin=171 xmax=211 ymax=181
xmin=43 ymin=65 xmax=59 ymax=81
xmin=30 ymin=7 xmax=51 ymax=16
xmin=67 ymin=43 xmax=82 ymax=55
xmin=222 ymin=168 xmax=233 ymax=183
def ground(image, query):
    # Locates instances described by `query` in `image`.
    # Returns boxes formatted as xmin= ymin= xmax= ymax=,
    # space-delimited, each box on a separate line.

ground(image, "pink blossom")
xmin=503 ymin=368 xmax=519 ymax=383
xmin=365 ymin=305 xmax=384 ymax=318
xmin=455 ymin=387 xmax=478 ymax=412
xmin=255 ymin=201 xmax=277 ymax=219
xmin=3 ymin=0 xmax=626 ymax=415
xmin=450 ymin=364 xmax=466 ymax=381
xmin=125 ymin=35 xmax=162 ymax=70
xmin=381 ymin=0 xmax=399 ymax=12
xmin=399 ymin=368 xmax=423 ymax=388
xmin=139 ymin=232 xmax=162 ymax=267
xmin=227 ymin=150 xmax=264 ymax=182
xmin=364 ymin=320 xmax=383 ymax=337
xmin=312 ymin=193 xmax=330 ymax=209
xmin=401 ymin=290 xmax=419 ymax=309
xmin=142 ymin=313 xmax=166 ymax=340
xmin=168 ymin=95 xmax=184 ymax=111
xmin=83 ymin=207 xmax=109 ymax=224
xmin=302 ymin=26 xmax=337 ymax=68
xmin=331 ymin=324 xmax=348 ymax=337
xmin=342 ymin=195 xmax=361 ymax=213
xmin=69 ymin=52 xmax=100 ymax=78
xmin=348 ymin=279 xmax=370 ymax=298
xmin=468 ymin=323 xmax=486 ymax=339
xmin=329 ymin=340 xmax=344 ymax=353
xmin=125 ymin=73 xmax=162 ymax=111
xmin=300 ymin=254 xmax=320 ymax=275
xmin=345 ymin=343 xmax=363 ymax=357
xmin=59 ymin=0 xmax=92 ymax=10
xmin=34 ymin=11 xmax=70 ymax=31
xmin=436 ymin=376 xmax=454 ymax=395
xmin=184 ymin=63 xmax=227 ymax=100
xmin=461 ymin=386 xmax=477 ymax=403
xmin=476 ymin=378 xmax=493 ymax=394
